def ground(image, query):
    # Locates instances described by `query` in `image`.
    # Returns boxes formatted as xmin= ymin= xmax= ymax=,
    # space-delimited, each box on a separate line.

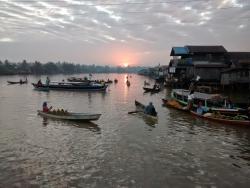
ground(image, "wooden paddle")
xmin=128 ymin=110 xmax=141 ymax=114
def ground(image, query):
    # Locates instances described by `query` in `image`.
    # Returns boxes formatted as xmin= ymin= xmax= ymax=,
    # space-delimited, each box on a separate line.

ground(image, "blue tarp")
xmin=170 ymin=47 xmax=189 ymax=56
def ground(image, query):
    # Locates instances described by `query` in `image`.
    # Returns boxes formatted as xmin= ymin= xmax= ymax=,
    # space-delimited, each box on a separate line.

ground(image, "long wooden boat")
xmin=38 ymin=110 xmax=101 ymax=121
xmin=190 ymin=111 xmax=250 ymax=126
xmin=7 ymin=80 xmax=28 ymax=84
xmin=143 ymin=87 xmax=160 ymax=93
xmin=171 ymin=89 xmax=245 ymax=115
xmin=32 ymin=83 xmax=108 ymax=91
xmin=135 ymin=100 xmax=158 ymax=120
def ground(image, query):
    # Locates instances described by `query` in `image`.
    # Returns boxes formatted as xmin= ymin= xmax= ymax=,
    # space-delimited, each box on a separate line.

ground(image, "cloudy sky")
xmin=0 ymin=0 xmax=249 ymax=66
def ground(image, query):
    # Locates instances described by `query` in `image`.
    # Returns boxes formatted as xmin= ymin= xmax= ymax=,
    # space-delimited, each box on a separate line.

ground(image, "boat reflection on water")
xmin=42 ymin=117 xmax=101 ymax=133
xmin=141 ymin=115 xmax=158 ymax=127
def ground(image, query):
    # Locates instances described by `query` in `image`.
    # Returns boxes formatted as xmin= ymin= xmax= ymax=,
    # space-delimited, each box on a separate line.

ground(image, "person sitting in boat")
xmin=37 ymin=79 xmax=42 ymax=86
xmin=196 ymin=101 xmax=208 ymax=115
xmin=144 ymin=102 xmax=157 ymax=116
xmin=43 ymin=102 xmax=52 ymax=113
xmin=46 ymin=77 xmax=50 ymax=85
xmin=227 ymin=99 xmax=234 ymax=109
xmin=19 ymin=79 xmax=23 ymax=84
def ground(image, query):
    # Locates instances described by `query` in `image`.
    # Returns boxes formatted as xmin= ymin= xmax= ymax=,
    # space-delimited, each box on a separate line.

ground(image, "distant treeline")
xmin=0 ymin=60 xmax=145 ymax=75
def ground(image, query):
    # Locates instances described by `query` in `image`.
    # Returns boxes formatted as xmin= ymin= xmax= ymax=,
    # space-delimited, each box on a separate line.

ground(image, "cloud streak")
xmin=0 ymin=0 xmax=249 ymax=65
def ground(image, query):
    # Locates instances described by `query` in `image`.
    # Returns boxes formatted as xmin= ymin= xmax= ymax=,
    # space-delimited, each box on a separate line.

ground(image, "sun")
xmin=123 ymin=63 xmax=128 ymax=67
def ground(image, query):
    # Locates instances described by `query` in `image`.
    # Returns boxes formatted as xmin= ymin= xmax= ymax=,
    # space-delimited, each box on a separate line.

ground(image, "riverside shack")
xmin=168 ymin=45 xmax=229 ymax=86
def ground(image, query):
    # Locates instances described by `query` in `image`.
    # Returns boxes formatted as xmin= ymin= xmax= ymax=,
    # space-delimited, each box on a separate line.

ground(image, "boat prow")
xmin=162 ymin=98 xmax=188 ymax=112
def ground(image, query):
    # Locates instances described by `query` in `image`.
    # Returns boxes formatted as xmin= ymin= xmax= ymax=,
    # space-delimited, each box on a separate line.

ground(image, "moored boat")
xmin=190 ymin=111 xmax=250 ymax=126
xmin=38 ymin=110 xmax=101 ymax=121
xmin=170 ymin=89 xmax=245 ymax=115
xmin=7 ymin=79 xmax=28 ymax=84
xmin=32 ymin=82 xmax=108 ymax=91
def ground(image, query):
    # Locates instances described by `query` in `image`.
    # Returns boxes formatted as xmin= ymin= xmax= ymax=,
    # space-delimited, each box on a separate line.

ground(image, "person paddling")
xmin=43 ymin=102 xmax=52 ymax=113
xmin=46 ymin=77 xmax=50 ymax=85
xmin=144 ymin=102 xmax=157 ymax=116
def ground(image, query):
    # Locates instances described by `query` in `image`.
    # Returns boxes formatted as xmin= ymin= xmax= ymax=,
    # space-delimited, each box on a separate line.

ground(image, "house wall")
xmin=194 ymin=67 xmax=222 ymax=81
xmin=221 ymin=70 xmax=250 ymax=85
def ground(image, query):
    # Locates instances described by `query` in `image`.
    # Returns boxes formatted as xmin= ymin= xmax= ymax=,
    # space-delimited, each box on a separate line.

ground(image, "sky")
xmin=0 ymin=0 xmax=250 ymax=66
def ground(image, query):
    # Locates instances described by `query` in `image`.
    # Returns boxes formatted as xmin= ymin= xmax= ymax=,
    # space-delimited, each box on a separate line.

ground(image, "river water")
xmin=0 ymin=74 xmax=249 ymax=188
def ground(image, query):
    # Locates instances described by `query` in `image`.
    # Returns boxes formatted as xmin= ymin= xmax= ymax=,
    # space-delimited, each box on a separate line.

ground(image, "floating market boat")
xmin=190 ymin=111 xmax=250 ymax=126
xmin=134 ymin=100 xmax=158 ymax=120
xmin=170 ymin=89 xmax=244 ymax=115
xmin=32 ymin=82 xmax=108 ymax=91
xmin=38 ymin=110 xmax=101 ymax=121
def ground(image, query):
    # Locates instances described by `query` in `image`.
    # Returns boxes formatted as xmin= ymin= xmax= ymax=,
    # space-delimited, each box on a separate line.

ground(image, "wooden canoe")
xmin=135 ymin=100 xmax=158 ymax=120
xmin=7 ymin=80 xmax=28 ymax=84
xmin=38 ymin=110 xmax=101 ymax=121
xmin=162 ymin=99 xmax=188 ymax=112
xmin=190 ymin=111 xmax=250 ymax=126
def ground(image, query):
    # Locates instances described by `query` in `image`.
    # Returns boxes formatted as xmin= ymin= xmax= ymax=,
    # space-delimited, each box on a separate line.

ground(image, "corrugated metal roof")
xmin=185 ymin=45 xmax=227 ymax=53
xmin=173 ymin=89 xmax=224 ymax=100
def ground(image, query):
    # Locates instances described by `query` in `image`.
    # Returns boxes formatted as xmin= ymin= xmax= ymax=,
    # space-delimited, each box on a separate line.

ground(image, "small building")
xmin=168 ymin=45 xmax=229 ymax=84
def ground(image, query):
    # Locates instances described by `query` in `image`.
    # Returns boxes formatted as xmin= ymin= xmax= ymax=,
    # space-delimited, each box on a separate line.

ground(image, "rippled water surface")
xmin=0 ymin=74 xmax=250 ymax=188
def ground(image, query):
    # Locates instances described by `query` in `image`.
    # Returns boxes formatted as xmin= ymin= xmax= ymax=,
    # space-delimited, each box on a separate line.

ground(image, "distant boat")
xmin=38 ymin=110 xmax=101 ymax=122
xmin=126 ymin=80 xmax=130 ymax=87
xmin=7 ymin=79 xmax=28 ymax=85
xmin=32 ymin=82 xmax=108 ymax=91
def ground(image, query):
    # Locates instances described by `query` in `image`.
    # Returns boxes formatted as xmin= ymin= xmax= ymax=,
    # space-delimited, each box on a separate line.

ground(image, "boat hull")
xmin=190 ymin=111 xmax=250 ymax=126
xmin=38 ymin=110 xmax=101 ymax=121
xmin=32 ymin=83 xmax=108 ymax=91
xmin=8 ymin=81 xmax=28 ymax=84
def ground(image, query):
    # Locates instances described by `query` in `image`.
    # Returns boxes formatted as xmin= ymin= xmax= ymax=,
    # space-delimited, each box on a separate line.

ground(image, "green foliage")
xmin=0 ymin=60 xmax=145 ymax=75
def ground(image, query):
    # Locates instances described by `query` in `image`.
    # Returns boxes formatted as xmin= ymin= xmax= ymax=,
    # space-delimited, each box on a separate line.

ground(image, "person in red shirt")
xmin=43 ymin=102 xmax=52 ymax=113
